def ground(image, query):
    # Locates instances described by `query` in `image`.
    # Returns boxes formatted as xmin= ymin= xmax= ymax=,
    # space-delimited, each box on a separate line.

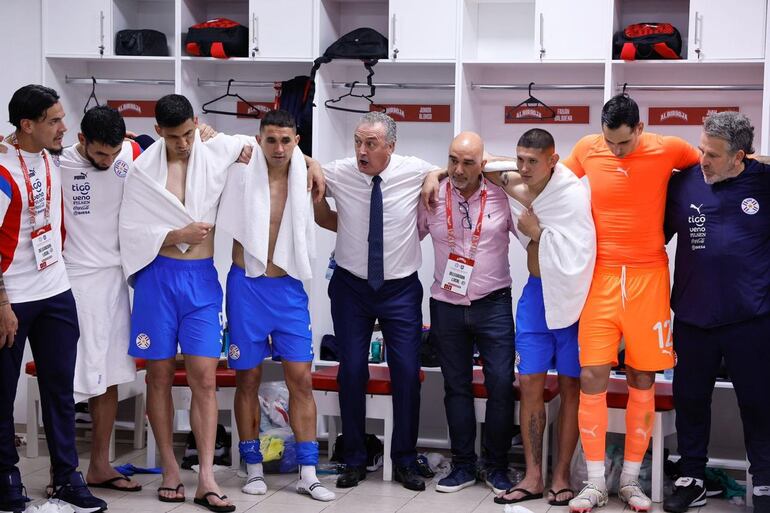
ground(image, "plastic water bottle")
xmin=663 ymin=368 xmax=674 ymax=381
xmin=325 ymin=251 xmax=336 ymax=280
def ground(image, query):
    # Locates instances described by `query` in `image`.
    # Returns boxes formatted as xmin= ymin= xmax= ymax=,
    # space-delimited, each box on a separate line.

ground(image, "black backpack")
xmin=115 ymin=29 xmax=169 ymax=56
xmin=308 ymin=28 xmax=389 ymax=113
xmin=331 ymin=433 xmax=384 ymax=471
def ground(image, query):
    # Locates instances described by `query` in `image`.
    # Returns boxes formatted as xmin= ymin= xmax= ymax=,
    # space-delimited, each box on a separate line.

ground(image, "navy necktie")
xmin=367 ymin=175 xmax=384 ymax=291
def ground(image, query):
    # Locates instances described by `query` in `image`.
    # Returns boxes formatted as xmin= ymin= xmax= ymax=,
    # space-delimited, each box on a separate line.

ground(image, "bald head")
xmin=448 ymin=131 xmax=487 ymax=199
xmin=450 ymin=131 xmax=484 ymax=159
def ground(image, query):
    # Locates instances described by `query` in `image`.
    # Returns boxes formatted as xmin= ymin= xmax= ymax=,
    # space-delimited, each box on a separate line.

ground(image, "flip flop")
xmin=88 ymin=475 xmax=142 ymax=492
xmin=193 ymin=491 xmax=235 ymax=512
xmin=158 ymin=483 xmax=185 ymax=503
xmin=548 ymin=487 xmax=576 ymax=506
xmin=493 ymin=487 xmax=545 ymax=504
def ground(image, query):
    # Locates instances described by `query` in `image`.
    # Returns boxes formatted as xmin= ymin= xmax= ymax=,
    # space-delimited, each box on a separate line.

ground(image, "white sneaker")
xmin=297 ymin=479 xmax=335 ymax=502
xmin=242 ymin=475 xmax=267 ymax=495
xmin=619 ymin=481 xmax=652 ymax=512
xmin=569 ymin=482 xmax=609 ymax=512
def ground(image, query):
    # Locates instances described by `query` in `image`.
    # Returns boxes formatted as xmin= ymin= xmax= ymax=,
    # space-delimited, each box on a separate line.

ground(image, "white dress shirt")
xmin=324 ymin=154 xmax=439 ymax=280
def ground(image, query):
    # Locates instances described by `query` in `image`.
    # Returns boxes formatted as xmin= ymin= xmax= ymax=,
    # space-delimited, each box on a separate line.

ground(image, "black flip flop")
xmin=493 ymin=487 xmax=544 ymax=504
xmin=548 ymin=487 xmax=576 ymax=506
xmin=88 ymin=475 xmax=142 ymax=492
xmin=194 ymin=491 xmax=235 ymax=512
xmin=158 ymin=483 xmax=185 ymax=503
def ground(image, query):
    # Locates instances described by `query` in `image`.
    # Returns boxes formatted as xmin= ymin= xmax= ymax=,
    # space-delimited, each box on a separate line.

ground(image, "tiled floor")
xmin=16 ymin=444 xmax=752 ymax=513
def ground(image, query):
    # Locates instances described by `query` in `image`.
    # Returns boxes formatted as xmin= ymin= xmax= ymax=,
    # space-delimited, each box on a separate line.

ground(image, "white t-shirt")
xmin=323 ymin=154 xmax=438 ymax=280
xmin=60 ymin=141 xmax=140 ymax=269
xmin=0 ymin=148 xmax=69 ymax=303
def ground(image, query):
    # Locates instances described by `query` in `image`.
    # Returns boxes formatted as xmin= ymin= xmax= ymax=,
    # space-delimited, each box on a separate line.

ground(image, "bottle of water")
xmin=663 ymin=368 xmax=674 ymax=381
xmin=325 ymin=251 xmax=336 ymax=280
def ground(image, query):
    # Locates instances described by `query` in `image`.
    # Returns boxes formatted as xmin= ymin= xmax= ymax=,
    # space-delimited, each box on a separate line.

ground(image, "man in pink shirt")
xmin=418 ymin=132 xmax=516 ymax=497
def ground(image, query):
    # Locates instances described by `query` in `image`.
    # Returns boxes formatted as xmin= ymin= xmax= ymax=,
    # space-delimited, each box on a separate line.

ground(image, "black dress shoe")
xmin=336 ymin=466 xmax=366 ymax=488
xmin=394 ymin=464 xmax=426 ymax=491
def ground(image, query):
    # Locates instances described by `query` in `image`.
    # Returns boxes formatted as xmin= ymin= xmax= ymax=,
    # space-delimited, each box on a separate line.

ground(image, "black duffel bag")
xmin=185 ymin=18 xmax=248 ymax=58
xmin=115 ymin=29 xmax=169 ymax=56
xmin=612 ymin=23 xmax=682 ymax=60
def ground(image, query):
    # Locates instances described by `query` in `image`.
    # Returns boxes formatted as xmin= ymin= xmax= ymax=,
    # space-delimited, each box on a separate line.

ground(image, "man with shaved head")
xmin=417 ymin=131 xmax=517 ymax=496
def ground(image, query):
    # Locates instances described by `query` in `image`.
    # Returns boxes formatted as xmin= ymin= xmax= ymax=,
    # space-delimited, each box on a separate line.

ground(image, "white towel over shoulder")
xmin=509 ymin=163 xmax=596 ymax=329
xmin=118 ymin=130 xmax=242 ymax=283
xmin=218 ymin=145 xmax=315 ymax=280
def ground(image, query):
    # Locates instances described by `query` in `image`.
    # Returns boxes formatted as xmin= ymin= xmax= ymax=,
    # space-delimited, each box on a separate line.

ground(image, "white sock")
xmin=620 ymin=461 xmax=642 ymax=487
xmin=586 ymin=460 xmax=606 ymax=490
xmin=299 ymin=464 xmax=318 ymax=483
xmin=296 ymin=465 xmax=335 ymax=501
xmin=242 ymin=463 xmax=267 ymax=495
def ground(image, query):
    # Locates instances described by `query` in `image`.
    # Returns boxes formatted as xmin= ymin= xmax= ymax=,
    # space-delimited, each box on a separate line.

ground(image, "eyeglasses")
xmin=458 ymin=200 xmax=472 ymax=230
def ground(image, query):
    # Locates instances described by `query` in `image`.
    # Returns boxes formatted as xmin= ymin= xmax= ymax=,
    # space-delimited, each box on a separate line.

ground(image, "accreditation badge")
xmin=440 ymin=253 xmax=475 ymax=296
xmin=31 ymin=224 xmax=58 ymax=271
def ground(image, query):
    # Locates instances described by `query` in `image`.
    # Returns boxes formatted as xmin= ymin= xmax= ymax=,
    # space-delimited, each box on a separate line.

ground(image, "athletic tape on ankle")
xmin=239 ymin=439 xmax=263 ymax=464
xmin=295 ymin=441 xmax=320 ymax=465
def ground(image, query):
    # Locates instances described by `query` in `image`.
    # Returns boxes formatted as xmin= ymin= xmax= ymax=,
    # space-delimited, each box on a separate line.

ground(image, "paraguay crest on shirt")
xmin=114 ymin=159 xmax=129 ymax=178
xmin=741 ymin=197 xmax=759 ymax=215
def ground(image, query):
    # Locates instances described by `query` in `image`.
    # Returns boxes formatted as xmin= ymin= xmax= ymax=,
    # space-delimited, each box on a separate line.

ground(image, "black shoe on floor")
xmin=336 ymin=465 xmax=366 ymax=488
xmin=664 ymin=477 xmax=707 ymax=513
xmin=704 ymin=473 xmax=724 ymax=497
xmin=50 ymin=471 xmax=107 ymax=513
xmin=414 ymin=455 xmax=435 ymax=478
xmin=394 ymin=463 xmax=426 ymax=491
xmin=0 ymin=469 xmax=29 ymax=513
xmin=754 ymin=492 xmax=770 ymax=513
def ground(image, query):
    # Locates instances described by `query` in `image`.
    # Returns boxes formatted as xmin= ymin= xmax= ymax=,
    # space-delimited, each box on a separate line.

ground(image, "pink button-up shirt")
xmin=418 ymin=178 xmax=515 ymax=306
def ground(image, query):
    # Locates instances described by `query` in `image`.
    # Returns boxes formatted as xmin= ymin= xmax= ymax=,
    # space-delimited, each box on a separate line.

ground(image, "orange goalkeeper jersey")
xmin=563 ymin=132 xmax=700 ymax=268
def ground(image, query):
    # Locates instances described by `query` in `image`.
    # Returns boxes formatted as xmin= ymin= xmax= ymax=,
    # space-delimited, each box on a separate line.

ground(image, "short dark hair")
xmin=155 ymin=94 xmax=194 ymax=128
xmin=517 ymin=128 xmax=555 ymax=151
xmin=601 ymin=94 xmax=640 ymax=129
xmin=260 ymin=109 xmax=296 ymax=132
xmin=8 ymin=84 xmax=60 ymax=129
xmin=81 ymin=105 xmax=126 ymax=147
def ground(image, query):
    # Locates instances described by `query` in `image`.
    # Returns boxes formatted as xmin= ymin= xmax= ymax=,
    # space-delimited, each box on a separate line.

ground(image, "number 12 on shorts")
xmin=652 ymin=319 xmax=673 ymax=349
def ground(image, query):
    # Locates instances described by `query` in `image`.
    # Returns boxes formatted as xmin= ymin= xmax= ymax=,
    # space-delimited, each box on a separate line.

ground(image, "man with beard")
xmin=663 ymin=112 xmax=770 ymax=513
xmin=59 ymin=105 xmax=143 ymax=493
xmin=0 ymin=84 xmax=107 ymax=513
xmin=417 ymin=131 xmax=516 ymax=496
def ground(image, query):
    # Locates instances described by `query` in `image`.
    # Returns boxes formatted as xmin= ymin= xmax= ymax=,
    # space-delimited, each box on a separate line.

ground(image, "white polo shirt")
xmin=323 ymin=154 xmax=439 ymax=280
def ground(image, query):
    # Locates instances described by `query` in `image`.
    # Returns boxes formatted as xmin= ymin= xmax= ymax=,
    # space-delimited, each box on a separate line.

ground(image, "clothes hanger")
xmin=201 ymin=78 xmax=264 ymax=118
xmin=83 ymin=76 xmax=100 ymax=113
xmin=325 ymin=80 xmax=377 ymax=114
xmin=325 ymin=60 xmax=385 ymax=114
xmin=513 ymin=82 xmax=556 ymax=120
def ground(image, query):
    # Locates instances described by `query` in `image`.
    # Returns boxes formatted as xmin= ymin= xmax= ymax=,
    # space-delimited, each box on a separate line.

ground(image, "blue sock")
xmin=295 ymin=440 xmax=319 ymax=466
xmin=239 ymin=439 xmax=263 ymax=464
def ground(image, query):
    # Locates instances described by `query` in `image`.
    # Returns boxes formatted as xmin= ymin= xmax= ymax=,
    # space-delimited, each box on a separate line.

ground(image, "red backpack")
xmin=612 ymin=23 xmax=682 ymax=60
xmin=185 ymin=18 xmax=248 ymax=59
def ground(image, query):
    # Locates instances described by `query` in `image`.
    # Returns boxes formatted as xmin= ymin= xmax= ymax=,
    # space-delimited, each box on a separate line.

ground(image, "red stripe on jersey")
xmin=0 ymin=165 xmax=22 ymax=273
xmin=60 ymin=191 xmax=66 ymax=248
xmin=130 ymin=140 xmax=141 ymax=161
